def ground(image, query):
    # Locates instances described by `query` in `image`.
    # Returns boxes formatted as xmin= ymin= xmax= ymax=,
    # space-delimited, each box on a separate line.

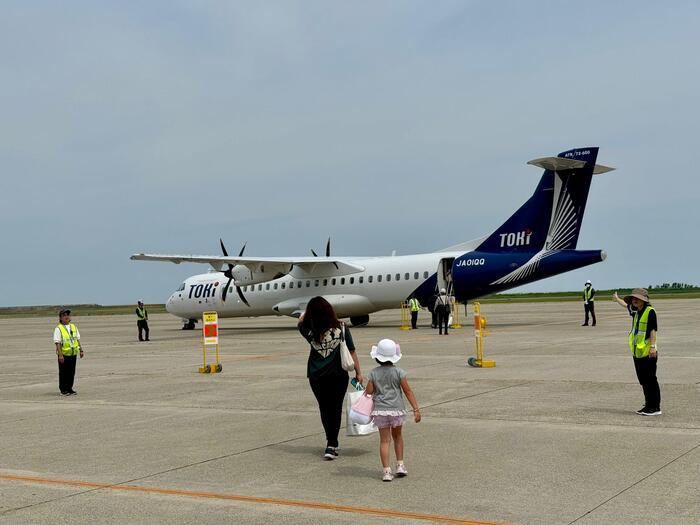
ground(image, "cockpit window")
xmin=176 ymin=283 xmax=185 ymax=291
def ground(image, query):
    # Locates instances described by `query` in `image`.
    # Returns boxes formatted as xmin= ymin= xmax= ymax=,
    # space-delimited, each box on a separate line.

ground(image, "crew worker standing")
xmin=136 ymin=301 xmax=150 ymax=341
xmin=434 ymin=288 xmax=451 ymax=335
xmin=582 ymin=280 xmax=596 ymax=326
xmin=53 ymin=309 xmax=84 ymax=396
xmin=429 ymin=292 xmax=438 ymax=329
xmin=613 ymin=289 xmax=661 ymax=416
xmin=408 ymin=296 xmax=421 ymax=329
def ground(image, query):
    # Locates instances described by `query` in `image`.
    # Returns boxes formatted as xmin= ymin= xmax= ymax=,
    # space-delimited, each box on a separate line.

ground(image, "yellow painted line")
xmin=0 ymin=472 xmax=509 ymax=525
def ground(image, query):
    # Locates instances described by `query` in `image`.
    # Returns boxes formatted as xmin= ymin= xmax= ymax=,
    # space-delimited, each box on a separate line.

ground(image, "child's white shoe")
xmin=395 ymin=463 xmax=408 ymax=477
xmin=382 ymin=469 xmax=394 ymax=482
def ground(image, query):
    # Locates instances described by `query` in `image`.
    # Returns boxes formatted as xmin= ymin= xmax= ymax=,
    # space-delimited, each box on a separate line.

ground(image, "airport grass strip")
xmin=0 ymin=472 xmax=508 ymax=525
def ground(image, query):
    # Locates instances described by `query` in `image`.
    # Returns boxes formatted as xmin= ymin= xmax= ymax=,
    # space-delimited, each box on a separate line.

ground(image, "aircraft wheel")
xmin=215 ymin=364 xmax=222 ymax=373
xmin=350 ymin=315 xmax=370 ymax=327
xmin=204 ymin=365 xmax=211 ymax=373
xmin=467 ymin=357 xmax=477 ymax=367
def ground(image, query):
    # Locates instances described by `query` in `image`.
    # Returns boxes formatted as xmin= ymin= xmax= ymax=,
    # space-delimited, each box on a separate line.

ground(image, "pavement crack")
xmin=567 ymin=441 xmax=700 ymax=524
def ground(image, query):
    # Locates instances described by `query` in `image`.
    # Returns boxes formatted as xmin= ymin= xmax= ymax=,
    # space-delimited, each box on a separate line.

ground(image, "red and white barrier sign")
xmin=202 ymin=311 xmax=219 ymax=345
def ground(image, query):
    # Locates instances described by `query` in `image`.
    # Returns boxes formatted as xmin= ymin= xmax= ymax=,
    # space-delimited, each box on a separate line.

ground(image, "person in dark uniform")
xmin=434 ymin=288 xmax=451 ymax=335
xmin=429 ymin=292 xmax=438 ymax=329
xmin=613 ymin=288 xmax=660 ymax=416
xmin=582 ymin=280 xmax=596 ymax=326
xmin=408 ymin=296 xmax=421 ymax=329
xmin=136 ymin=301 xmax=150 ymax=341
xmin=53 ymin=309 xmax=84 ymax=396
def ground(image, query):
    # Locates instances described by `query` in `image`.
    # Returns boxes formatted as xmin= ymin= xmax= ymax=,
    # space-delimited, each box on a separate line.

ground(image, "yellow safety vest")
xmin=136 ymin=307 xmax=147 ymax=320
xmin=409 ymin=298 xmax=420 ymax=312
xmin=57 ymin=323 xmax=80 ymax=356
xmin=584 ymin=287 xmax=594 ymax=302
xmin=629 ymin=306 xmax=655 ymax=358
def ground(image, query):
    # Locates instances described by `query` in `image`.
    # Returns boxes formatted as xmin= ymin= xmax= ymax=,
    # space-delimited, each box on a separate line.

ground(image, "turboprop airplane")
xmin=131 ymin=147 xmax=614 ymax=329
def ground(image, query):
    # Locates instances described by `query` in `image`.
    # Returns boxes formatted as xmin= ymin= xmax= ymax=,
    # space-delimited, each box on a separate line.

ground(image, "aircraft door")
xmin=437 ymin=258 xmax=455 ymax=296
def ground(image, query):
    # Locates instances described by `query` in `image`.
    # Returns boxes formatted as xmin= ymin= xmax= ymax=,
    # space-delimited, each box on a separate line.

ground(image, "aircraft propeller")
xmin=219 ymin=239 xmax=250 ymax=306
xmin=310 ymin=237 xmax=339 ymax=269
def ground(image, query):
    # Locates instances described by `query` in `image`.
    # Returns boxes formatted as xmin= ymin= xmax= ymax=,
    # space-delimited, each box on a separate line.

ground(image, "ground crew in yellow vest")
xmin=53 ymin=309 xmax=84 ymax=396
xmin=582 ymin=280 xmax=596 ymax=326
xmin=613 ymin=288 xmax=661 ymax=416
xmin=136 ymin=300 xmax=150 ymax=341
xmin=408 ymin=296 xmax=421 ymax=329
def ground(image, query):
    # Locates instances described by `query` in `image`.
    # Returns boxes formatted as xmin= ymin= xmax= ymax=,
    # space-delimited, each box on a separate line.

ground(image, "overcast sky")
xmin=2 ymin=1 xmax=699 ymax=306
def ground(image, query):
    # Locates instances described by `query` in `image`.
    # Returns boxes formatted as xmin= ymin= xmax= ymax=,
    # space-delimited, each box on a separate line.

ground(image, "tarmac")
xmin=1 ymin=299 xmax=698 ymax=525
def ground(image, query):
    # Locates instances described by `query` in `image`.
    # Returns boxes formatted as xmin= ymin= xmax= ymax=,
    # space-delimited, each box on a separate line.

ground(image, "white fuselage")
xmin=166 ymin=251 xmax=462 ymax=320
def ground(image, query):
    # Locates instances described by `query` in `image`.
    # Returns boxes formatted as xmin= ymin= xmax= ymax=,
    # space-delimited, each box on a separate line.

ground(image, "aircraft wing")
xmin=130 ymin=253 xmax=365 ymax=275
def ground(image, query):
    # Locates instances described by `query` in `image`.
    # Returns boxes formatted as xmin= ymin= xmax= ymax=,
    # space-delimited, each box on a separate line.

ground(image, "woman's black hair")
xmin=300 ymin=296 xmax=341 ymax=343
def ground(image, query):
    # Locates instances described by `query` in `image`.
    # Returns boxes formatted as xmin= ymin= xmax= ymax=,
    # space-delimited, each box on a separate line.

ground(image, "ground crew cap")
xmin=59 ymin=309 xmax=71 ymax=317
xmin=624 ymin=288 xmax=650 ymax=304
xmin=585 ymin=280 xmax=591 ymax=284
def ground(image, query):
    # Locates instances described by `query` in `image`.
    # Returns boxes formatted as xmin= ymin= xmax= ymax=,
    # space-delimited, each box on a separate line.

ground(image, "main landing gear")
xmin=350 ymin=315 xmax=370 ymax=327
xmin=182 ymin=319 xmax=197 ymax=330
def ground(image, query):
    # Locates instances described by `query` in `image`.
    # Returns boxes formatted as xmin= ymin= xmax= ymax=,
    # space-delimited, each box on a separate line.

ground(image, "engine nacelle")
xmin=231 ymin=264 xmax=288 ymax=286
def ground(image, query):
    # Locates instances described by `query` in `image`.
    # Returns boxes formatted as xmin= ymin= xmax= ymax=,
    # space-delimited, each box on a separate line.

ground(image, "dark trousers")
xmin=436 ymin=307 xmax=449 ymax=335
xmin=633 ymin=356 xmax=660 ymax=410
xmin=431 ymin=310 xmax=437 ymax=328
xmin=584 ymin=303 xmax=596 ymax=325
xmin=137 ymin=320 xmax=150 ymax=341
xmin=309 ymin=375 xmax=349 ymax=447
xmin=411 ymin=311 xmax=418 ymax=329
xmin=58 ymin=355 xmax=77 ymax=393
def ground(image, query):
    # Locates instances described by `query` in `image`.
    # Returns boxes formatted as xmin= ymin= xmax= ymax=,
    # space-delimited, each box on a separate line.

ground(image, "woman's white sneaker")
xmin=382 ymin=470 xmax=394 ymax=482
xmin=395 ymin=464 xmax=408 ymax=477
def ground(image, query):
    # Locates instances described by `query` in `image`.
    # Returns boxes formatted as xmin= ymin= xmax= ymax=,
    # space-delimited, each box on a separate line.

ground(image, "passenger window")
xmin=298 ymin=281 xmax=303 ymax=288
xmin=281 ymin=283 xmax=286 ymax=289
xmin=258 ymin=284 xmax=262 ymax=291
xmin=266 ymin=283 xmax=270 ymax=290
xmin=273 ymin=283 xmax=278 ymax=290
xmin=386 ymin=274 xmax=391 ymax=282
xmin=368 ymin=276 xmax=373 ymax=283
xmin=414 ymin=272 xmax=419 ymax=279
xmin=350 ymin=277 xmax=355 ymax=284
xmin=423 ymin=271 xmax=429 ymax=278
xmin=396 ymin=273 xmax=400 ymax=281
xmin=323 ymin=279 xmax=328 ymax=286
xmin=289 ymin=282 xmax=294 ymax=289
xmin=377 ymin=275 xmax=382 ymax=282
xmin=341 ymin=278 xmax=346 ymax=285
xmin=306 ymin=281 xmax=311 ymax=288
xmin=332 ymin=278 xmax=337 ymax=285
xmin=359 ymin=276 xmax=364 ymax=284
xmin=405 ymin=273 xmax=410 ymax=280
xmin=314 ymin=280 xmax=319 ymax=287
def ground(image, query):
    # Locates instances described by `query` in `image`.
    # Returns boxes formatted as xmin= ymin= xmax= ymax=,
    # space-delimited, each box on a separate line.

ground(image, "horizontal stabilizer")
xmin=527 ymin=157 xmax=615 ymax=175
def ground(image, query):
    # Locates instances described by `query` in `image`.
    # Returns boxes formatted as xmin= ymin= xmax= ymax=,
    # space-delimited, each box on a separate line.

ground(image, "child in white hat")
xmin=364 ymin=339 xmax=421 ymax=481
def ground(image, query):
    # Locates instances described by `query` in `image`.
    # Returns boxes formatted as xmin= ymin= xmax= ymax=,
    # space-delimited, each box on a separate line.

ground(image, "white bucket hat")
xmin=370 ymin=339 xmax=402 ymax=363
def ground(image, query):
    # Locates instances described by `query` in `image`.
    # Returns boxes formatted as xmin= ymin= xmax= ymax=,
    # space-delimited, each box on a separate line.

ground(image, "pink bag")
xmin=349 ymin=393 xmax=374 ymax=425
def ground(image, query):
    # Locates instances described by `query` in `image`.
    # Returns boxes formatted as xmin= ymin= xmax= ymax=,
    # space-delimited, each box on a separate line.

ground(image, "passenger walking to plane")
xmin=582 ymin=280 xmax=596 ymax=326
xmin=53 ymin=309 xmax=84 ymax=396
xmin=408 ymin=296 xmax=421 ymax=329
xmin=136 ymin=300 xmax=150 ymax=341
xmin=364 ymin=339 xmax=421 ymax=481
xmin=299 ymin=297 xmax=363 ymax=459
xmin=434 ymin=288 xmax=451 ymax=335
xmin=613 ymin=289 xmax=661 ymax=416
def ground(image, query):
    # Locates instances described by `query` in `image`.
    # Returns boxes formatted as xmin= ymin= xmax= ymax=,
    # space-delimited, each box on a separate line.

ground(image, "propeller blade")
xmin=221 ymin=277 xmax=233 ymax=302
xmin=238 ymin=242 xmax=247 ymax=257
xmin=236 ymin=286 xmax=250 ymax=307
xmin=325 ymin=237 xmax=331 ymax=257
xmin=311 ymin=249 xmax=318 ymax=257
xmin=220 ymin=238 xmax=229 ymax=257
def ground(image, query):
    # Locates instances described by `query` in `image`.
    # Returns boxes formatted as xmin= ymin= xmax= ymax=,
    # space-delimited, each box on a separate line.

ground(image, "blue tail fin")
xmin=476 ymin=147 xmax=600 ymax=253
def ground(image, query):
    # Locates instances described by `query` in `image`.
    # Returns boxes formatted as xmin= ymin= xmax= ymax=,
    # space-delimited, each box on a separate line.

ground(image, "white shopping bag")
xmin=346 ymin=390 xmax=378 ymax=436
